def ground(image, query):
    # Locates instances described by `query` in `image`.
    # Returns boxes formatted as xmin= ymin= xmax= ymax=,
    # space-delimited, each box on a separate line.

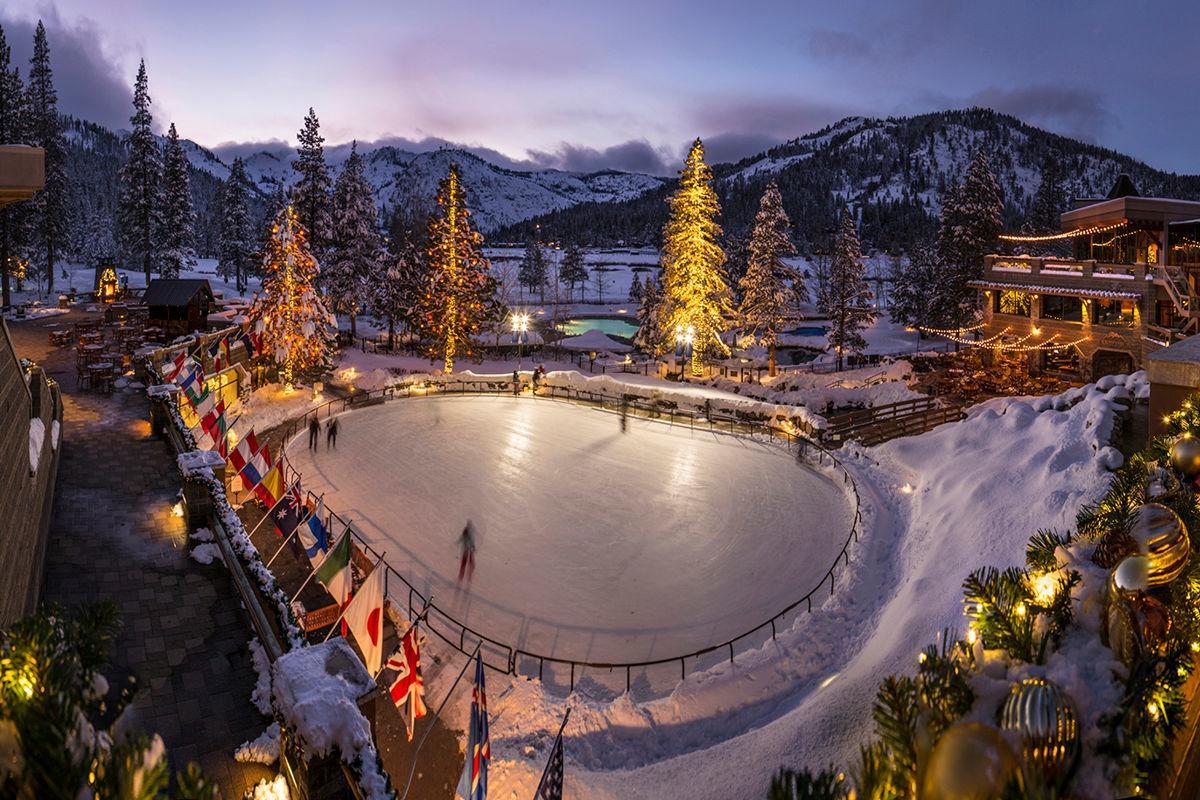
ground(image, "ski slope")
xmin=286 ymin=395 xmax=854 ymax=668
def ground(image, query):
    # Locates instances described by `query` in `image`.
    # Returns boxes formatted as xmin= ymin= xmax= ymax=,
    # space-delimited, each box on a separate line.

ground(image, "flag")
xmin=533 ymin=715 xmax=567 ymax=800
xmin=239 ymin=441 xmax=272 ymax=489
xmin=298 ymin=496 xmax=330 ymax=559
xmin=381 ymin=625 xmax=427 ymax=741
xmin=177 ymin=365 xmax=205 ymax=407
xmin=229 ymin=428 xmax=260 ymax=473
xmin=163 ymin=351 xmax=190 ymax=382
xmin=237 ymin=329 xmax=259 ymax=358
xmin=208 ymin=334 xmax=232 ymax=371
xmin=455 ymin=652 xmax=490 ymax=800
xmin=270 ymin=481 xmax=305 ymax=538
xmin=255 ymin=462 xmax=285 ymax=508
xmin=315 ymin=528 xmax=352 ymax=608
xmin=342 ymin=562 xmax=386 ymax=675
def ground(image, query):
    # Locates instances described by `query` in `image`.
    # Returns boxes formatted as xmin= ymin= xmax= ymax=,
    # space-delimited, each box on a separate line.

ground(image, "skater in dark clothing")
xmin=512 ymin=369 xmax=521 ymax=395
xmin=457 ymin=521 xmax=477 ymax=583
xmin=308 ymin=418 xmax=320 ymax=450
xmin=326 ymin=417 xmax=339 ymax=449
xmin=531 ymin=368 xmax=541 ymax=392
xmin=620 ymin=397 xmax=629 ymax=433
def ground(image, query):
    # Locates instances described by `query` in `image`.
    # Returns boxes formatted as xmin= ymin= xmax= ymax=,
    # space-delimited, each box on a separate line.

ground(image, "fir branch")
xmin=962 ymin=566 xmax=1036 ymax=662
xmin=767 ymin=766 xmax=848 ymax=800
xmin=916 ymin=632 xmax=975 ymax=738
xmin=1026 ymin=529 xmax=1069 ymax=573
xmin=872 ymin=676 xmax=919 ymax=797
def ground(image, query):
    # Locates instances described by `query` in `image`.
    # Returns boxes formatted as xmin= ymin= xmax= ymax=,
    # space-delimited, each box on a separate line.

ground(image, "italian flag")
xmin=315 ymin=529 xmax=352 ymax=607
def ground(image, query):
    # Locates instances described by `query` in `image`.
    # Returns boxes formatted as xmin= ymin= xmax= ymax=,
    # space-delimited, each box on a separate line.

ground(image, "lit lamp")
xmin=312 ymin=380 xmax=324 ymax=402
xmin=511 ymin=312 xmax=531 ymax=366
xmin=675 ymin=324 xmax=695 ymax=377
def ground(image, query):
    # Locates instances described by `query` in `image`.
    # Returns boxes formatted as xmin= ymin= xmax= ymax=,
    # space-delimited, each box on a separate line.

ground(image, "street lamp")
xmin=675 ymin=324 xmax=695 ymax=377
xmin=511 ymin=312 xmax=531 ymax=366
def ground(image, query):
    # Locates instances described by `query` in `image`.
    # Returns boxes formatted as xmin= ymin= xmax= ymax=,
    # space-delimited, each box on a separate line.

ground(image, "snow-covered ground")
xmin=285 ymin=395 xmax=853 ymax=670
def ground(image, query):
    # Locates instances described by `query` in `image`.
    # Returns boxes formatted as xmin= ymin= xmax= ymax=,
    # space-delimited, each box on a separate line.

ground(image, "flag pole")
xmin=287 ymin=517 xmax=351 ymax=606
xmin=321 ymin=554 xmax=386 ymax=643
xmin=244 ymin=478 xmax=301 ymax=540
xmin=534 ymin=706 xmax=572 ymax=797
xmin=265 ymin=496 xmax=314 ymax=568
xmin=401 ymin=643 xmax=482 ymax=800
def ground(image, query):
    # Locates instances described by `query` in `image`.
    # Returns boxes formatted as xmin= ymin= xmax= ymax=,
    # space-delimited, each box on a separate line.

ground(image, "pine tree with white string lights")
xmin=249 ymin=205 xmax=336 ymax=389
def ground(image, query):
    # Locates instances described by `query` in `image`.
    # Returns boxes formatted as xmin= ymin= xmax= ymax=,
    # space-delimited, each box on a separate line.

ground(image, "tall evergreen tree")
xmin=0 ymin=25 xmax=30 ymax=307
xmin=821 ymin=209 xmax=875 ymax=370
xmin=158 ymin=122 xmax=196 ymax=279
xmin=658 ymin=138 xmax=732 ymax=376
xmin=371 ymin=222 xmax=424 ymax=351
xmin=518 ymin=239 xmax=547 ymax=301
xmin=934 ymin=148 xmax=1003 ymax=328
xmin=627 ymin=272 xmax=644 ymax=303
xmin=1027 ymin=148 xmax=1066 ymax=234
xmin=416 ymin=165 xmax=498 ymax=372
xmin=116 ymin=59 xmax=162 ymax=285
xmin=889 ymin=239 xmax=940 ymax=333
xmin=634 ymin=274 xmax=667 ymax=355
xmin=26 ymin=21 xmax=68 ymax=296
xmin=217 ymin=157 xmax=254 ymax=294
xmin=327 ymin=142 xmax=383 ymax=337
xmin=290 ymin=107 xmax=333 ymax=255
xmin=559 ymin=243 xmax=587 ymax=302
xmin=737 ymin=182 xmax=803 ymax=375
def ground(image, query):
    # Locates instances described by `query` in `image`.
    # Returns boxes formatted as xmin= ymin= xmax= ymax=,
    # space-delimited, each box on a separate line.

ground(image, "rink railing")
xmin=274 ymin=378 xmax=863 ymax=692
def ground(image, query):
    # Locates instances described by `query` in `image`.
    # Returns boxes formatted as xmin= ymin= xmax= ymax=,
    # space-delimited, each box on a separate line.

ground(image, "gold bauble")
xmin=921 ymin=722 xmax=1018 ymax=800
xmin=1169 ymin=435 xmax=1200 ymax=479
xmin=1108 ymin=592 xmax=1172 ymax=666
xmin=998 ymin=678 xmax=1080 ymax=789
xmin=1129 ymin=503 xmax=1190 ymax=586
xmin=1102 ymin=555 xmax=1152 ymax=650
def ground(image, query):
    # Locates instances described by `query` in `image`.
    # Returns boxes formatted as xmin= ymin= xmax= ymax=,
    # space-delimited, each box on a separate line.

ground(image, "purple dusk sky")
xmin=2 ymin=0 xmax=1198 ymax=174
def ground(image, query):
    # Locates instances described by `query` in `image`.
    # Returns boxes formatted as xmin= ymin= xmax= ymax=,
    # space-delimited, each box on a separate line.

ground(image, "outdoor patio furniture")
xmin=48 ymin=329 xmax=71 ymax=347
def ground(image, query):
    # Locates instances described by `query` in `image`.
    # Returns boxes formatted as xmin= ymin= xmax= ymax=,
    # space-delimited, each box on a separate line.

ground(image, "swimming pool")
xmin=556 ymin=317 xmax=640 ymax=338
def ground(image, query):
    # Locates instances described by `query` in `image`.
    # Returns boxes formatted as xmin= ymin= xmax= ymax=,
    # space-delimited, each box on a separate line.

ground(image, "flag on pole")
xmin=237 ymin=329 xmax=259 ymax=359
xmin=455 ymin=652 xmax=490 ymax=800
xmin=241 ymin=442 xmax=273 ymax=490
xmin=298 ymin=495 xmax=330 ymax=558
xmin=342 ymin=561 xmax=386 ymax=675
xmin=380 ymin=625 xmax=427 ymax=741
xmin=254 ymin=462 xmax=285 ymax=508
xmin=229 ymin=428 xmax=260 ymax=472
xmin=270 ymin=481 xmax=305 ymax=538
xmin=178 ymin=365 xmax=206 ymax=407
xmin=208 ymin=334 xmax=232 ymax=371
xmin=315 ymin=528 xmax=353 ymax=608
xmin=163 ymin=351 xmax=191 ymax=382
xmin=534 ymin=710 xmax=569 ymax=800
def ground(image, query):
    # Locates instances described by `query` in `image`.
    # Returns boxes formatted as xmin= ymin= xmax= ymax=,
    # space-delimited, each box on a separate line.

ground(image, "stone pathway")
xmin=9 ymin=311 xmax=272 ymax=797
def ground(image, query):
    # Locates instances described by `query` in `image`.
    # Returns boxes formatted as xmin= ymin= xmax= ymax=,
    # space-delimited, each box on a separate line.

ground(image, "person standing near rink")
xmin=308 ymin=417 xmax=320 ymax=450
xmin=326 ymin=416 xmax=339 ymax=449
xmin=457 ymin=521 xmax=477 ymax=584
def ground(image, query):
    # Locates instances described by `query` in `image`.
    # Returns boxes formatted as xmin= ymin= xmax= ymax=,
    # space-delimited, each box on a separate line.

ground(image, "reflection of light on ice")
xmin=669 ymin=446 xmax=699 ymax=495
xmin=500 ymin=405 xmax=536 ymax=478
xmin=818 ymin=672 xmax=839 ymax=689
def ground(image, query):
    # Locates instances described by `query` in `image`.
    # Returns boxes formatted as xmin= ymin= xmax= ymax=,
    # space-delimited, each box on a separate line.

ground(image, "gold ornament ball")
xmin=1129 ymin=503 xmax=1190 ymax=586
xmin=998 ymin=678 xmax=1081 ymax=789
xmin=1169 ymin=435 xmax=1200 ymax=478
xmin=921 ymin=722 xmax=1018 ymax=800
xmin=1108 ymin=592 xmax=1173 ymax=666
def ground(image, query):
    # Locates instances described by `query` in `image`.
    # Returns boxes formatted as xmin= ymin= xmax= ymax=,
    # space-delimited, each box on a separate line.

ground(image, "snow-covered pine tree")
xmin=737 ymin=181 xmax=803 ymax=375
xmin=290 ymin=108 xmax=333 ymax=256
xmin=889 ymin=238 xmax=940 ymax=334
xmin=116 ymin=59 xmax=162 ymax=286
xmin=634 ymin=274 xmax=667 ymax=355
xmin=370 ymin=223 xmax=424 ymax=351
xmin=934 ymin=147 xmax=1003 ymax=328
xmin=79 ymin=208 xmax=118 ymax=269
xmin=249 ymin=205 xmax=336 ymax=388
xmin=518 ymin=239 xmax=547 ymax=301
xmin=26 ymin=21 xmax=68 ymax=296
xmin=559 ymin=243 xmax=587 ymax=302
xmin=158 ymin=123 xmax=196 ymax=279
xmin=821 ymin=209 xmax=875 ymax=370
xmin=327 ymin=142 xmax=382 ymax=337
xmin=628 ymin=272 xmax=643 ymax=303
xmin=1024 ymin=148 xmax=1068 ymax=257
xmin=416 ymin=165 xmax=498 ymax=373
xmin=0 ymin=24 xmax=30 ymax=307
xmin=658 ymin=138 xmax=732 ymax=376
xmin=217 ymin=157 xmax=254 ymax=294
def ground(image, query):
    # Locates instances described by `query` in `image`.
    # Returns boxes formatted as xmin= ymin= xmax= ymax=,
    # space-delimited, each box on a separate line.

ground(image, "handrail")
xmin=268 ymin=378 xmax=864 ymax=691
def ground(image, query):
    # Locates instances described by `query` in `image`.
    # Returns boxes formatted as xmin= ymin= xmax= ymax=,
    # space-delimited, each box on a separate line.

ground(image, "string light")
xmin=927 ymin=324 xmax=1089 ymax=353
xmin=915 ymin=322 xmax=985 ymax=336
xmin=999 ymin=221 xmax=1127 ymax=243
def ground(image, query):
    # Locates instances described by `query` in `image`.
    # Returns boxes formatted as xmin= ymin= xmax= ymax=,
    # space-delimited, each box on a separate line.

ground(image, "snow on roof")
xmin=1144 ymin=334 xmax=1200 ymax=364
xmin=967 ymin=280 xmax=1140 ymax=300
xmin=557 ymin=328 xmax=633 ymax=352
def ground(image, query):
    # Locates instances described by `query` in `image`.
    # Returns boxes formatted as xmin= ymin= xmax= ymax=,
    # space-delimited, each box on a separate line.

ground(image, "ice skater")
xmin=457 ymin=521 xmax=477 ymax=585
xmin=512 ymin=368 xmax=521 ymax=396
xmin=620 ymin=397 xmax=629 ymax=434
xmin=308 ymin=417 xmax=319 ymax=450
xmin=326 ymin=416 xmax=339 ymax=449
xmin=531 ymin=368 xmax=541 ymax=392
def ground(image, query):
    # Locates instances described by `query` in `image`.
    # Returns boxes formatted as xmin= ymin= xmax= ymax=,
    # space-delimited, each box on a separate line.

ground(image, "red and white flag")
xmin=381 ymin=625 xmax=427 ymax=741
xmin=342 ymin=561 xmax=386 ymax=675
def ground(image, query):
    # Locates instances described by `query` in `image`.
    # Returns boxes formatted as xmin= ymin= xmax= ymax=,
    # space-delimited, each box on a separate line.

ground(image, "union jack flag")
xmin=455 ymin=652 xmax=489 ymax=800
xmin=380 ymin=625 xmax=427 ymax=742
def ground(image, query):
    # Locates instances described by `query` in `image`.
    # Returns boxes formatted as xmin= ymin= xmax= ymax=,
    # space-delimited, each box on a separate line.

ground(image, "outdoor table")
xmin=48 ymin=329 xmax=71 ymax=347
xmin=89 ymin=362 xmax=115 ymax=393
xmin=80 ymin=331 xmax=104 ymax=346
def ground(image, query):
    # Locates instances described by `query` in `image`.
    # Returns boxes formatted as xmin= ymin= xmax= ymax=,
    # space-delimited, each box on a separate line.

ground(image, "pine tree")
xmin=737 ymin=182 xmax=803 ymax=376
xmin=658 ymin=138 xmax=732 ymax=376
xmin=158 ymin=123 xmax=196 ymax=279
xmin=26 ymin=21 xmax=68 ymax=296
xmin=934 ymin=148 xmax=1003 ymax=328
xmin=250 ymin=205 xmax=336 ymax=388
xmin=79 ymin=209 xmax=118 ymax=268
xmin=116 ymin=59 xmax=162 ymax=286
xmin=821 ymin=209 xmax=875 ymax=370
xmin=290 ymin=108 xmax=333 ymax=255
xmin=217 ymin=158 xmax=254 ymax=294
xmin=518 ymin=239 xmax=547 ymax=301
xmin=628 ymin=272 xmax=644 ymax=303
xmin=1027 ymin=148 xmax=1066 ymax=234
xmin=0 ymin=24 xmax=30 ymax=307
xmin=416 ymin=165 xmax=498 ymax=372
xmin=889 ymin=239 xmax=940 ymax=332
xmin=560 ymin=243 xmax=587 ymax=302
xmin=327 ymin=142 xmax=382 ymax=337
xmin=371 ymin=223 xmax=424 ymax=351
xmin=634 ymin=274 xmax=667 ymax=355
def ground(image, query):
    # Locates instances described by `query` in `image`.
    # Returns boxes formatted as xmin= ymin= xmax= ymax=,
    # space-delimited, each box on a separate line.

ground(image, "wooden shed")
xmin=143 ymin=279 xmax=215 ymax=337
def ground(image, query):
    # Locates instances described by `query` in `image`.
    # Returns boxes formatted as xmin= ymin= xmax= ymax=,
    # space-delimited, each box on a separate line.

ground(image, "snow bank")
xmin=188 ymin=543 xmax=223 ymax=565
xmin=704 ymin=360 xmax=923 ymax=416
xmin=235 ymin=722 xmax=281 ymax=765
xmin=28 ymin=418 xmax=44 ymax=472
xmin=177 ymin=449 xmax=226 ymax=480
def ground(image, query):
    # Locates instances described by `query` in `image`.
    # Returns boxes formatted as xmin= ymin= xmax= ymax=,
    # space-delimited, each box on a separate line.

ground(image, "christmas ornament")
xmin=1107 ymin=593 xmax=1172 ymax=666
xmin=1146 ymin=461 xmax=1181 ymax=500
xmin=920 ymin=722 xmax=1018 ymax=800
xmin=998 ymin=678 xmax=1080 ymax=789
xmin=1169 ymin=435 xmax=1200 ymax=479
xmin=1129 ymin=503 xmax=1190 ymax=586
xmin=1091 ymin=527 xmax=1136 ymax=570
xmin=1101 ymin=555 xmax=1151 ymax=650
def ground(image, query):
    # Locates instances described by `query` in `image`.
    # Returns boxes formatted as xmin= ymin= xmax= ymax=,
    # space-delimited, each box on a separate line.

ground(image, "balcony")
xmin=0 ymin=146 xmax=45 ymax=207
xmin=984 ymin=255 xmax=1146 ymax=280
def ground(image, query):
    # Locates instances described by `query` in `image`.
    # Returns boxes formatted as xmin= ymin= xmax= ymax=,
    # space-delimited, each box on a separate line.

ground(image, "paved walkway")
xmin=9 ymin=311 xmax=272 ymax=797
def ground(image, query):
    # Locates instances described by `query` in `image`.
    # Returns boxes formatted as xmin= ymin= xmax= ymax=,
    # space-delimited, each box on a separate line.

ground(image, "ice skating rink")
xmin=286 ymin=395 xmax=853 ymax=665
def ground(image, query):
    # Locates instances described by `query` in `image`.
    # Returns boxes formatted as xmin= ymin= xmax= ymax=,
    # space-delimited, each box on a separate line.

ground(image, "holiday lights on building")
xmin=998 ymin=221 xmax=1127 ymax=243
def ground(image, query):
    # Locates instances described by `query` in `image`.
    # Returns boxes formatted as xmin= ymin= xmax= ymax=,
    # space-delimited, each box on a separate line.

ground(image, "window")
xmin=1040 ymin=295 xmax=1083 ymax=322
xmin=1093 ymin=299 xmax=1136 ymax=327
xmin=995 ymin=290 xmax=1031 ymax=316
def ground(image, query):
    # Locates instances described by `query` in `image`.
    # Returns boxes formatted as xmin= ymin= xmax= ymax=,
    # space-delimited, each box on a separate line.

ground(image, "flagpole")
xmin=321 ymin=554 xmax=386 ymax=643
xmin=534 ymin=706 xmax=572 ymax=797
xmin=287 ymin=517 xmax=351 ymax=606
xmin=401 ymin=643 xmax=482 ymax=800
xmin=264 ymin=495 xmax=314 ymax=568
xmin=244 ymin=478 xmax=301 ymax=540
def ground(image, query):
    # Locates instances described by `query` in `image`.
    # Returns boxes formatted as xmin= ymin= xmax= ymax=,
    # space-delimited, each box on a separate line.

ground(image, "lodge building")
xmin=972 ymin=176 xmax=1200 ymax=380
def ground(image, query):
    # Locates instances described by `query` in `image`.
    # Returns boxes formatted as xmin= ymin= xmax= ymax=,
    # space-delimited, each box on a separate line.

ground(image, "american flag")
xmin=381 ymin=625 xmax=427 ymax=742
xmin=455 ymin=652 xmax=489 ymax=800
xmin=533 ymin=709 xmax=569 ymax=800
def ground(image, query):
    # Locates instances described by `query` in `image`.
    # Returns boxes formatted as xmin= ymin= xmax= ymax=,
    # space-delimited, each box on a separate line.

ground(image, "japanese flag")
xmin=342 ymin=562 xmax=386 ymax=675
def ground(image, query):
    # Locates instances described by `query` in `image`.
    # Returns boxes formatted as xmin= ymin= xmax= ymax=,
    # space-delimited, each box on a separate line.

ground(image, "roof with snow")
xmin=557 ymin=328 xmax=633 ymax=352
xmin=968 ymin=280 xmax=1140 ymax=300
xmin=142 ymin=278 xmax=215 ymax=307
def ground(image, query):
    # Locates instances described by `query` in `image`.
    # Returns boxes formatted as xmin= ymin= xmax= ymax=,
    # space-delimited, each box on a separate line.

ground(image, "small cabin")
xmin=143 ymin=279 xmax=215 ymax=337
xmin=93 ymin=264 xmax=120 ymax=303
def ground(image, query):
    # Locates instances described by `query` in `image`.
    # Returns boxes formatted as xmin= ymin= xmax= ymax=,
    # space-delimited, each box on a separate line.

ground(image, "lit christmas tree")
xmin=416 ymin=165 xmax=498 ymax=373
xmin=658 ymin=138 xmax=732 ymax=376
xmin=250 ymin=205 xmax=336 ymax=389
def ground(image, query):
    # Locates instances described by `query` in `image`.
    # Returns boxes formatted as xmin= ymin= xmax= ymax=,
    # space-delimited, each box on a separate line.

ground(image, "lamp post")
xmin=511 ymin=312 xmax=531 ymax=367
xmin=675 ymin=324 xmax=695 ymax=378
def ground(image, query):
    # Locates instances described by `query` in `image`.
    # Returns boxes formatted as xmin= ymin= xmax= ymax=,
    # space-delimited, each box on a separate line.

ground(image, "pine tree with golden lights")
xmin=250 ymin=205 xmax=336 ymax=388
xmin=658 ymin=138 xmax=732 ymax=376
xmin=416 ymin=164 xmax=499 ymax=373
